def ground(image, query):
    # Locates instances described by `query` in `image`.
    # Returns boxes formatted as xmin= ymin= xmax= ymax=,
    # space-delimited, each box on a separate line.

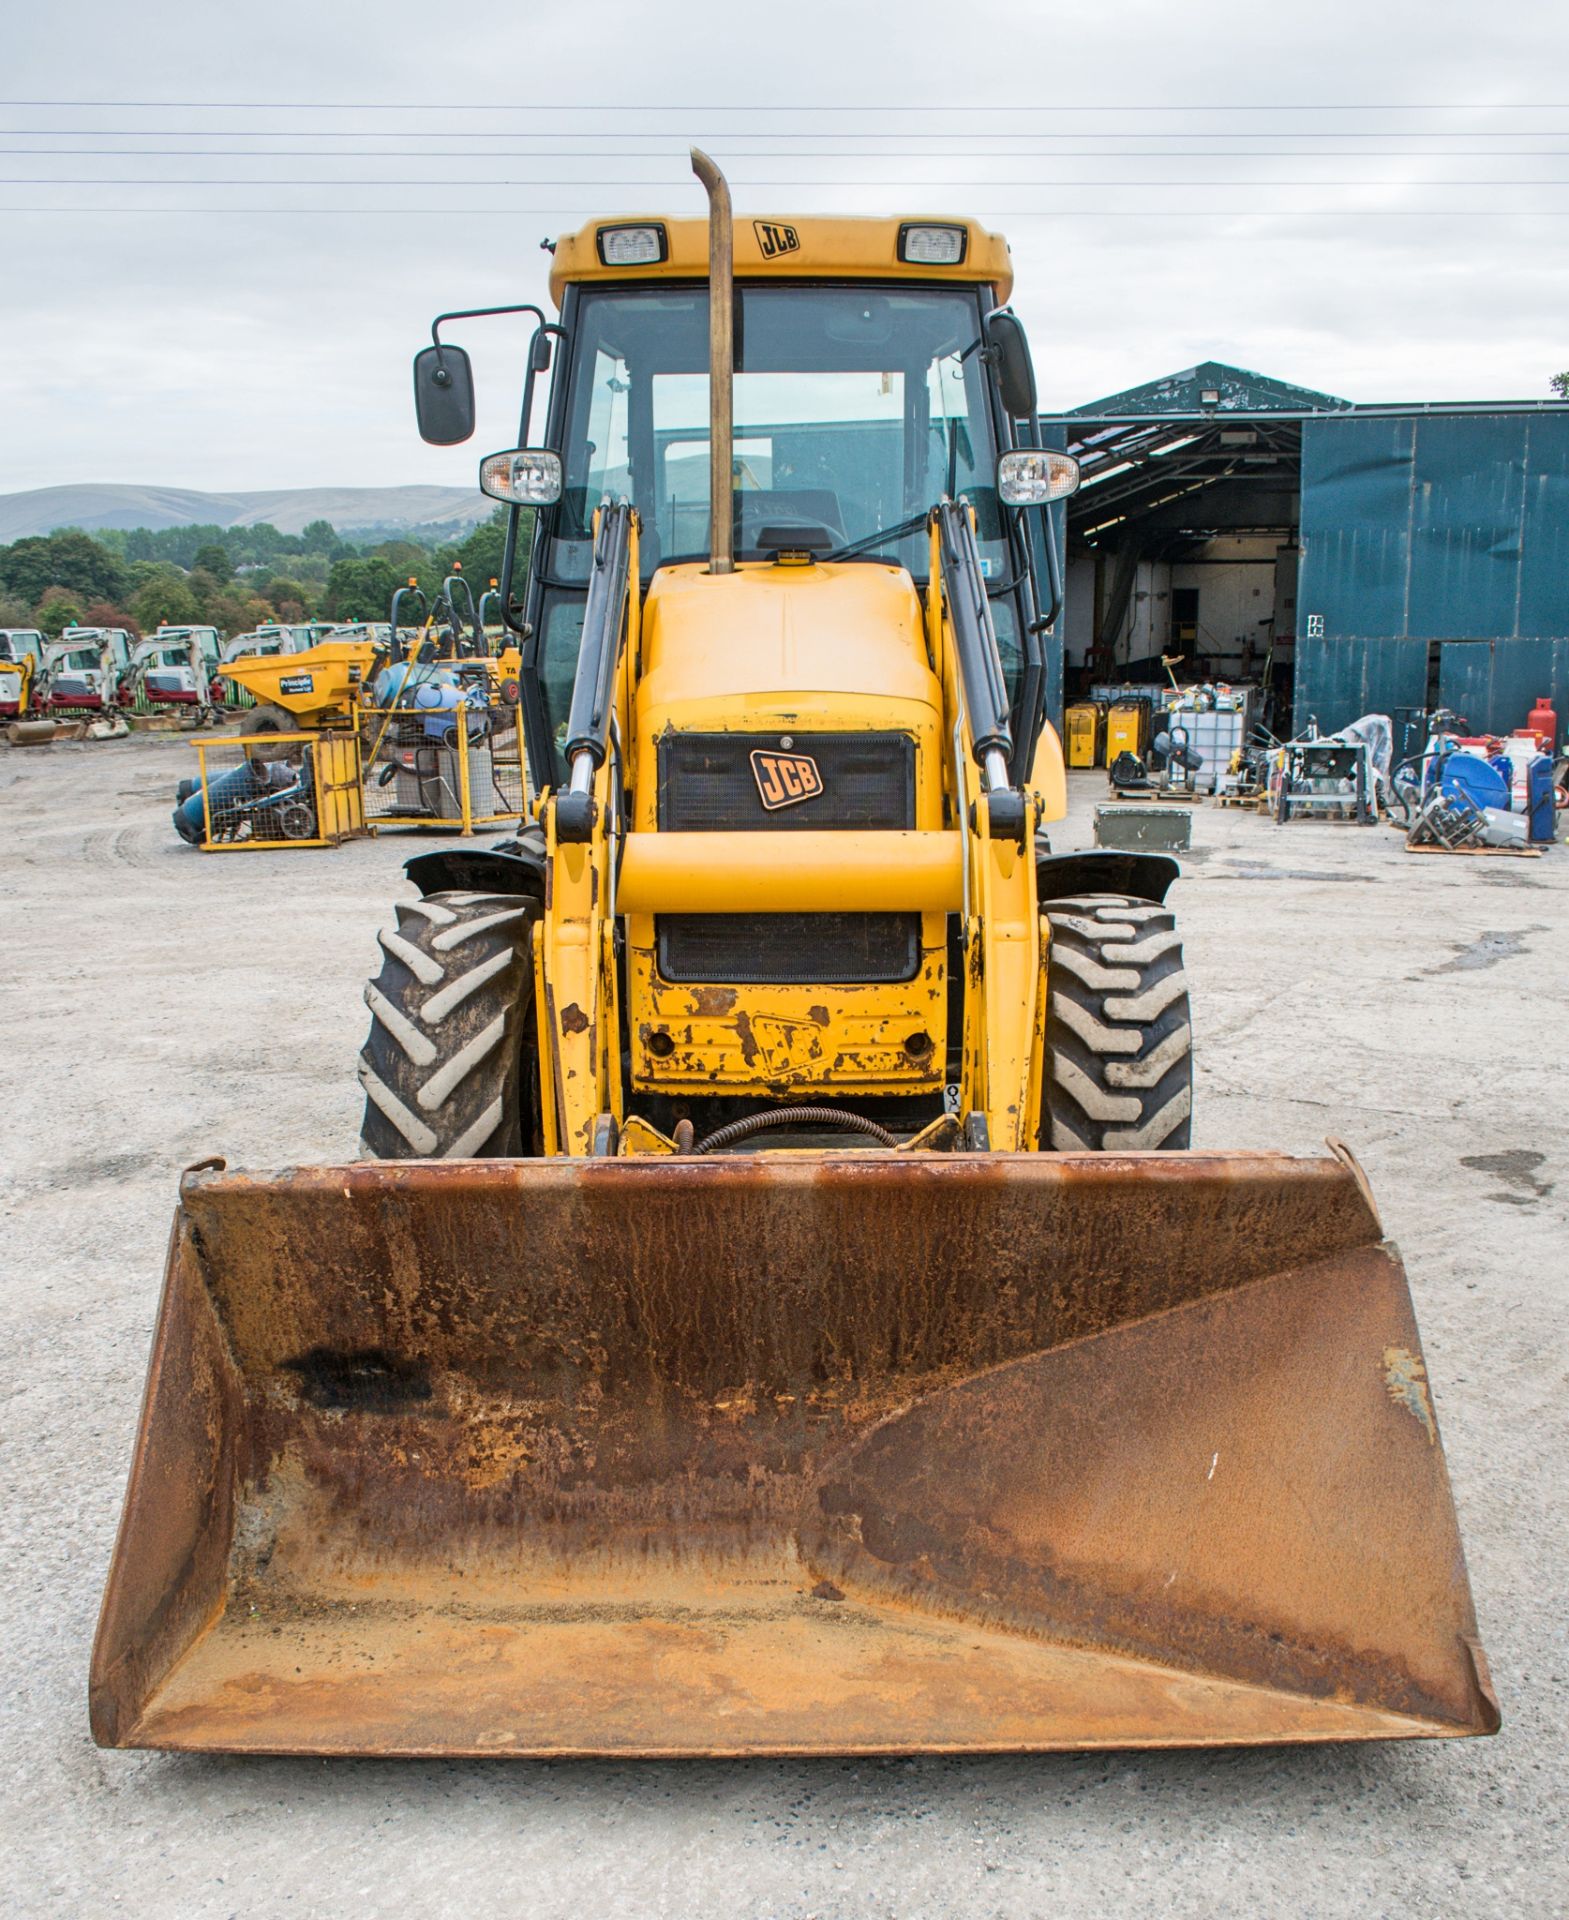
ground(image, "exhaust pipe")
xmin=690 ymin=148 xmax=734 ymax=575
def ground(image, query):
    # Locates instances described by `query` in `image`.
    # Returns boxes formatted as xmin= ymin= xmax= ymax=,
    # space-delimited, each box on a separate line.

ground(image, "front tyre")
xmin=358 ymin=890 xmax=542 ymax=1159
xmin=1040 ymin=893 xmax=1193 ymax=1151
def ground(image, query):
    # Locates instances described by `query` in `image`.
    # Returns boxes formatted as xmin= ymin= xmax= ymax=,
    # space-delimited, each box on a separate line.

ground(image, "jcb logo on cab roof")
xmin=753 ymin=221 xmax=800 ymax=259
xmin=751 ymin=748 xmax=823 ymax=810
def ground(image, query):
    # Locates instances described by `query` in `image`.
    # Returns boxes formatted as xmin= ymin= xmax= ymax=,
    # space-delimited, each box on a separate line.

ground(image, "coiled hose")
xmin=692 ymin=1104 xmax=899 ymax=1155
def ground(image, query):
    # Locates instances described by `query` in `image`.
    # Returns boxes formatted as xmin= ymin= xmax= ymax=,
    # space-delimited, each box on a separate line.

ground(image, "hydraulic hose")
xmin=692 ymin=1105 xmax=899 ymax=1155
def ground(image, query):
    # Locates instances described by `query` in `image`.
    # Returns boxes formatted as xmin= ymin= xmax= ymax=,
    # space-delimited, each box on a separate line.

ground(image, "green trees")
xmin=0 ymin=530 xmax=127 ymax=607
xmin=0 ymin=512 xmax=511 ymax=640
xmin=129 ymin=570 xmax=199 ymax=633
xmin=301 ymin=519 xmax=340 ymax=557
xmin=325 ymin=555 xmax=406 ymax=621
xmin=36 ymin=588 xmax=85 ymax=639
xmin=454 ymin=507 xmax=515 ymax=587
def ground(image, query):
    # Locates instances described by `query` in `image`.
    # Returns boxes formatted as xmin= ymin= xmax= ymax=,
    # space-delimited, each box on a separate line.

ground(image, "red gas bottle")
xmin=1528 ymin=695 xmax=1559 ymax=752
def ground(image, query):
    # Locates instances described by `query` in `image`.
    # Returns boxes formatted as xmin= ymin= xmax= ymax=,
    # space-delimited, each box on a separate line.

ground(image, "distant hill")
xmin=0 ymin=483 xmax=490 ymax=542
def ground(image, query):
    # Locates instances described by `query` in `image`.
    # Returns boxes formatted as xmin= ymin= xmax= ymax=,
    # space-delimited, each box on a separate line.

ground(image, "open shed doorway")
xmin=1048 ymin=362 xmax=1348 ymax=735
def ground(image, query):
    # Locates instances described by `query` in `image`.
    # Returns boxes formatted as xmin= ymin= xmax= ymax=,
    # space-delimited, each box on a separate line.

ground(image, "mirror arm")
xmin=500 ymin=322 xmax=569 ymax=642
xmin=431 ymin=302 xmax=548 ymax=351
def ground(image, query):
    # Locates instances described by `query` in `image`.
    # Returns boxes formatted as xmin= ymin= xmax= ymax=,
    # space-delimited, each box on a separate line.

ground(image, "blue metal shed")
xmin=1046 ymin=365 xmax=1569 ymax=748
xmin=1297 ymin=408 xmax=1569 ymax=736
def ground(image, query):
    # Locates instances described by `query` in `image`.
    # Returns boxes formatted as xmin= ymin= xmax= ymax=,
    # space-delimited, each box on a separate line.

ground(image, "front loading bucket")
xmin=91 ymin=1150 xmax=1497 ymax=1757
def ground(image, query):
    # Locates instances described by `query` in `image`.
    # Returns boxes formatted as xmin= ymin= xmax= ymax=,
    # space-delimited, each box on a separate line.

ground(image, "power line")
xmin=3 ymin=98 xmax=1568 ymax=110
xmin=9 ymin=176 xmax=1568 ymax=188
xmin=8 ymin=127 xmax=1569 ymax=142
xmin=7 ymin=147 xmax=1569 ymax=160
xmin=3 ymin=206 xmax=1565 ymax=217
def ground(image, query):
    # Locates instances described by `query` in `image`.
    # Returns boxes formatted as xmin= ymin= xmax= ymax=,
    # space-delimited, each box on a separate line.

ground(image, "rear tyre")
xmin=358 ymin=891 xmax=542 ymax=1159
xmin=243 ymin=703 xmax=306 ymax=763
xmin=1040 ymin=893 xmax=1193 ymax=1151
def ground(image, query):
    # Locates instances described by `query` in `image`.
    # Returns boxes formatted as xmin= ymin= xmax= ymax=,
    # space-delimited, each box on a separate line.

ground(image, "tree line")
xmin=0 ymin=509 xmax=532 ymax=642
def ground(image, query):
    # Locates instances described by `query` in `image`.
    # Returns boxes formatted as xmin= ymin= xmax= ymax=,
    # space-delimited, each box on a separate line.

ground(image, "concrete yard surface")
xmin=3 ymin=735 xmax=1565 ymax=1919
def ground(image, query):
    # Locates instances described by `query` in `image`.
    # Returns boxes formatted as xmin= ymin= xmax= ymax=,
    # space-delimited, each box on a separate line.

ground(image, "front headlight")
xmin=997 ymin=449 xmax=1080 ymax=506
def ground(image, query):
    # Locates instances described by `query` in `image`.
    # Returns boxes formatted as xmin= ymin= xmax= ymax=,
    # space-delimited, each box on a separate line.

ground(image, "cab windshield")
xmin=550 ymin=282 xmax=1004 ymax=583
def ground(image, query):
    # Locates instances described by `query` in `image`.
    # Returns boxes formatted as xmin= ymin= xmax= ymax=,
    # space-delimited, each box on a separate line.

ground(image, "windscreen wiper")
xmin=823 ymin=511 xmax=931 ymax=564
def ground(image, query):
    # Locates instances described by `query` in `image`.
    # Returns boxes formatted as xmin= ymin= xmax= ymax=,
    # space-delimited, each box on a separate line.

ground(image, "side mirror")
xmin=985 ymin=309 xmax=1038 ymax=420
xmin=413 ymin=344 xmax=476 ymax=445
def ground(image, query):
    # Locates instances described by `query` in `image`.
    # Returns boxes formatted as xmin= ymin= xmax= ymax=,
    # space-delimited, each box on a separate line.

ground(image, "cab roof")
xmin=548 ymin=214 xmax=1012 ymax=308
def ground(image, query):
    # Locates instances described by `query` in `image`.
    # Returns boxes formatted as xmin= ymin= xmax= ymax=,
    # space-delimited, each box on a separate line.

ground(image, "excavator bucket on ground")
xmin=91 ymin=1148 xmax=1496 ymax=1757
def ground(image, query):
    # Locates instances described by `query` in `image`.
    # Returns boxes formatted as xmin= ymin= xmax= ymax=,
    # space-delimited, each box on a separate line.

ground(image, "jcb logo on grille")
xmin=753 ymin=220 xmax=800 ymax=259
xmin=751 ymin=748 xmax=823 ymax=810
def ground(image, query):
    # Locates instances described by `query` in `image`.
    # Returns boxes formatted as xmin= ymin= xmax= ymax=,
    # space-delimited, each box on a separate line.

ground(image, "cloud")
xmin=2 ymin=0 xmax=1565 ymax=489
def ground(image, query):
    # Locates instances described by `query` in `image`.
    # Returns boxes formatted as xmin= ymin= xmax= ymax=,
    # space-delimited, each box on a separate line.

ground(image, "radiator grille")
xmin=655 ymin=730 xmax=920 ymax=985
xmin=657 ymin=730 xmax=914 ymax=831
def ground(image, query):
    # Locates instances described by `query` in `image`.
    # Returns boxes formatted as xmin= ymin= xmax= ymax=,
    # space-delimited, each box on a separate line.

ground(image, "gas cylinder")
xmin=1527 ymin=695 xmax=1559 ymax=753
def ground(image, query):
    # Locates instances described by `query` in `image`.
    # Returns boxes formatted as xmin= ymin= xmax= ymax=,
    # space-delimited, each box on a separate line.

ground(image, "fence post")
xmin=458 ymin=710 xmax=474 ymax=835
xmin=198 ymin=743 xmax=214 ymax=848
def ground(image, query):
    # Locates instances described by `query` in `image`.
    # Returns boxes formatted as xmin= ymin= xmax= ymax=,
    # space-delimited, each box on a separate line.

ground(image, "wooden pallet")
xmin=1105 ymin=786 xmax=1198 ymax=804
xmin=1405 ymin=840 xmax=1546 ymax=859
xmin=1212 ymin=790 xmax=1267 ymax=811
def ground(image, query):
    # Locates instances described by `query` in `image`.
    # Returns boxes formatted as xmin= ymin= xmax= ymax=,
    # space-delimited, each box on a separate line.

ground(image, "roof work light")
xmin=596 ymin=224 xmax=669 ymax=266
xmin=897 ymin=224 xmax=968 ymax=265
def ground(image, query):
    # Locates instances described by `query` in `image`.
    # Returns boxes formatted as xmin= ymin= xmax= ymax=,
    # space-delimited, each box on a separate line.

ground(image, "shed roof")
xmin=1067 ymin=360 xmax=1349 ymax=419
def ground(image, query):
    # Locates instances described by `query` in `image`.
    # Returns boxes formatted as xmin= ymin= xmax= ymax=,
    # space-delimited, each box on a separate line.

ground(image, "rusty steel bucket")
xmin=90 ymin=1148 xmax=1498 ymax=1757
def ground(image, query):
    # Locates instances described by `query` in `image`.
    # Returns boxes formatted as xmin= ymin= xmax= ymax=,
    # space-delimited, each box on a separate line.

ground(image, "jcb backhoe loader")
xmin=92 ymin=154 xmax=1496 ymax=1759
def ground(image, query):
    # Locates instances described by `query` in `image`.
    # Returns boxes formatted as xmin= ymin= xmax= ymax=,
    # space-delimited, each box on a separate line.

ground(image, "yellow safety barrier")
xmin=359 ymin=702 xmax=529 ymax=834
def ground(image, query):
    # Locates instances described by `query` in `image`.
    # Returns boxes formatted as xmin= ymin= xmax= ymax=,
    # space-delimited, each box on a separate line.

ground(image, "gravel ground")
xmin=3 ymin=731 xmax=1565 ymax=1919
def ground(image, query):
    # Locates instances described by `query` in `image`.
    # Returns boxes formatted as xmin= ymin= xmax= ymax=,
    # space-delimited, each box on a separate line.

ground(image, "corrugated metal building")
xmin=1043 ymin=363 xmax=1569 ymax=747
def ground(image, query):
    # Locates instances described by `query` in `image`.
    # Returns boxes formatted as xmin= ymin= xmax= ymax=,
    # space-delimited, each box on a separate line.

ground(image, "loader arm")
xmin=930 ymin=504 xmax=1045 ymax=1148
xmin=536 ymin=500 xmax=639 ymax=1155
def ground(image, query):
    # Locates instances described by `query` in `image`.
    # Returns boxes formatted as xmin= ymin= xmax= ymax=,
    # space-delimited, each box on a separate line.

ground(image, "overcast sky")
xmin=2 ymin=0 xmax=1567 ymax=494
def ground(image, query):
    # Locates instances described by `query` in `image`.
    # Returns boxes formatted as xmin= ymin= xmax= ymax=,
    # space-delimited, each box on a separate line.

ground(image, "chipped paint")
xmin=690 ymin=985 xmax=739 ymax=1016
xmin=1383 ymin=1347 xmax=1438 ymax=1445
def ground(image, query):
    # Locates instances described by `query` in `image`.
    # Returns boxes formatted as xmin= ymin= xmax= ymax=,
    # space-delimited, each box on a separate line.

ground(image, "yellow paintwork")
xmin=1031 ymin=718 xmax=1068 ymax=820
xmin=0 ymin=652 xmax=35 ymax=715
xmin=622 ymin=557 xmax=951 ymax=1103
xmin=1065 ymin=703 xmax=1100 ymax=769
xmin=549 ymin=215 xmax=1013 ymax=308
xmin=1106 ymin=701 xmax=1147 ymax=761
xmin=313 ymin=732 xmax=368 ymax=841
xmin=922 ymin=520 xmax=1044 ymax=1147
xmin=217 ymin=640 xmax=376 ymax=723
xmin=532 ymin=517 xmax=1059 ymax=1152
xmin=194 ymin=730 xmax=365 ymax=852
xmin=617 ymin=830 xmax=962 ymax=915
xmin=626 ymin=949 xmax=948 ymax=1099
xmin=535 ymin=513 xmax=641 ymax=1155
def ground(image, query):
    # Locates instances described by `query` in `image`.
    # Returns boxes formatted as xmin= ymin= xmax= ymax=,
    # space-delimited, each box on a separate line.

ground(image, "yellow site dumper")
xmin=92 ymin=154 xmax=1496 ymax=1760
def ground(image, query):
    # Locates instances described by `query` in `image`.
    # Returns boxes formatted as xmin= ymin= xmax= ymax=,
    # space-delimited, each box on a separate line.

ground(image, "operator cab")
xmin=412 ymin=213 xmax=1073 ymax=794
